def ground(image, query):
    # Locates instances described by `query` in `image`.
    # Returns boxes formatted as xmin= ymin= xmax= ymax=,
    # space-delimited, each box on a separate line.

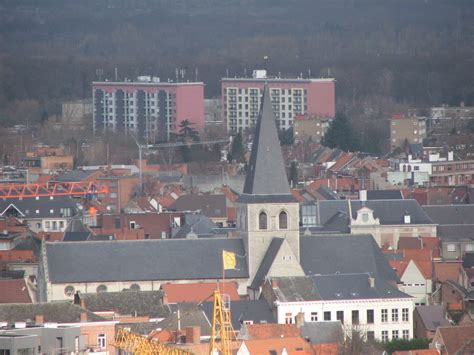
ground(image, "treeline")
xmin=0 ymin=0 xmax=473 ymax=137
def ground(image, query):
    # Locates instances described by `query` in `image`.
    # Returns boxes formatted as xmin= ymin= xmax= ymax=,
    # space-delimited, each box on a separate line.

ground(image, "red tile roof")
xmin=245 ymin=324 xmax=301 ymax=339
xmin=436 ymin=325 xmax=474 ymax=354
xmin=242 ymin=337 xmax=314 ymax=355
xmin=0 ymin=279 xmax=32 ymax=304
xmin=161 ymin=282 xmax=240 ymax=304
xmin=434 ymin=262 xmax=462 ymax=283
xmin=393 ymin=350 xmax=438 ymax=355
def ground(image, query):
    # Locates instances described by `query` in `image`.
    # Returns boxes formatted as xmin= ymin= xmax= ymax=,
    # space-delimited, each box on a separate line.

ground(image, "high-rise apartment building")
xmin=93 ymin=78 xmax=204 ymax=141
xmin=221 ymin=72 xmax=335 ymax=132
xmin=390 ymin=114 xmax=427 ymax=149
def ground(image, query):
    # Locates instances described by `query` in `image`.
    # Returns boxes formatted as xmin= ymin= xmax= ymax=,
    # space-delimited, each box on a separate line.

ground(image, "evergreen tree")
xmin=289 ymin=161 xmax=298 ymax=187
xmin=230 ymin=132 xmax=245 ymax=162
xmin=322 ymin=112 xmax=360 ymax=152
xmin=178 ymin=119 xmax=199 ymax=142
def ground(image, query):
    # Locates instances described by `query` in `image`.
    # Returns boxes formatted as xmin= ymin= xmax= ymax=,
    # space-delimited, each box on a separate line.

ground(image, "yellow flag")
xmin=223 ymin=250 xmax=236 ymax=270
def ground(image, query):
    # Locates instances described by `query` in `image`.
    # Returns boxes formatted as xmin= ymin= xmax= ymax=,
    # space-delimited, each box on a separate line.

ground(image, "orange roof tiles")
xmin=0 ymin=279 xmax=32 ymax=304
xmin=415 ymin=260 xmax=433 ymax=279
xmin=245 ymin=324 xmax=301 ymax=340
xmin=437 ymin=325 xmax=474 ymax=354
xmin=434 ymin=262 xmax=462 ymax=283
xmin=161 ymin=282 xmax=240 ymax=304
xmin=242 ymin=337 xmax=314 ymax=355
xmin=393 ymin=350 xmax=438 ymax=355
xmin=390 ymin=260 xmax=410 ymax=278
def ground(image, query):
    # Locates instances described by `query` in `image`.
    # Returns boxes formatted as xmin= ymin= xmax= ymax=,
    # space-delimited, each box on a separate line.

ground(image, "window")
xmin=367 ymin=309 xmax=374 ymax=324
xmin=279 ymin=211 xmax=288 ymax=229
xmin=392 ymin=309 xmax=399 ymax=322
xmin=381 ymin=330 xmax=388 ymax=342
xmin=285 ymin=313 xmax=293 ymax=324
xmin=130 ymin=283 xmax=140 ymax=291
xmin=466 ymin=244 xmax=474 ymax=252
xmin=362 ymin=213 xmax=369 ymax=223
xmin=259 ymin=211 xmax=267 ymax=230
xmin=367 ymin=331 xmax=375 ymax=341
xmin=97 ymin=333 xmax=106 ymax=349
xmin=115 ymin=217 xmax=121 ymax=229
xmin=310 ymin=312 xmax=318 ymax=322
xmin=324 ymin=311 xmax=331 ymax=321
xmin=110 ymin=192 xmax=117 ymax=198
xmin=64 ymin=285 xmax=75 ymax=297
xmin=381 ymin=309 xmax=388 ymax=323
xmin=45 ymin=221 xmax=50 ymax=229
xmin=402 ymin=308 xmax=409 ymax=322
xmin=96 ymin=285 xmax=107 ymax=293
xmin=352 ymin=310 xmax=359 ymax=324
xmin=52 ymin=221 xmax=57 ymax=230
xmin=392 ymin=330 xmax=399 ymax=339
xmin=402 ymin=330 xmax=409 ymax=339
xmin=59 ymin=221 xmax=64 ymax=229
xmin=337 ymin=311 xmax=344 ymax=324
xmin=447 ymin=244 xmax=456 ymax=252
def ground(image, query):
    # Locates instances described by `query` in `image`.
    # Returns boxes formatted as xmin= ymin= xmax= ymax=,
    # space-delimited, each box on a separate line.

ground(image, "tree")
xmin=322 ymin=112 xmax=360 ymax=152
xmin=279 ymin=127 xmax=294 ymax=146
xmin=288 ymin=161 xmax=298 ymax=188
xmin=178 ymin=119 xmax=199 ymax=142
xmin=230 ymin=132 xmax=245 ymax=163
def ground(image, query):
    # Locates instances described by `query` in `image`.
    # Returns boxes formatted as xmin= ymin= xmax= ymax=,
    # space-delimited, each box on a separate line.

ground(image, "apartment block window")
xmin=97 ymin=333 xmax=106 ymax=349
xmin=324 ymin=311 xmax=331 ymax=321
xmin=381 ymin=330 xmax=388 ymax=342
xmin=285 ymin=313 xmax=293 ymax=324
xmin=392 ymin=330 xmax=399 ymax=339
xmin=336 ymin=311 xmax=344 ymax=324
xmin=367 ymin=309 xmax=374 ymax=324
xmin=402 ymin=330 xmax=409 ymax=339
xmin=381 ymin=309 xmax=388 ymax=323
xmin=392 ymin=309 xmax=399 ymax=322
xmin=310 ymin=312 xmax=318 ymax=322
xmin=352 ymin=310 xmax=359 ymax=325
xmin=447 ymin=244 xmax=456 ymax=252
xmin=402 ymin=308 xmax=409 ymax=322
xmin=367 ymin=331 xmax=375 ymax=341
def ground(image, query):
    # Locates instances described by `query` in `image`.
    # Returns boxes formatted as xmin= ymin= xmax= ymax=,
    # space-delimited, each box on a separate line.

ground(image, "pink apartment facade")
xmin=221 ymin=77 xmax=335 ymax=132
xmin=93 ymin=79 xmax=204 ymax=142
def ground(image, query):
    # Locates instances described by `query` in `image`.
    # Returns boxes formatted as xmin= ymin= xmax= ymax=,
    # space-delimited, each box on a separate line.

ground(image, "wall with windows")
xmin=274 ymin=298 xmax=414 ymax=342
xmin=441 ymin=240 xmax=474 ymax=260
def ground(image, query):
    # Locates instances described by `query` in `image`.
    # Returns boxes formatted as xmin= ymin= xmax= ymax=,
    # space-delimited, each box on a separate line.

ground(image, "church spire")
xmin=239 ymin=85 xmax=294 ymax=202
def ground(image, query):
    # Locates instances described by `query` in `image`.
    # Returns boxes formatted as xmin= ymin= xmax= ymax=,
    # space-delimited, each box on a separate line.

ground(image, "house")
xmin=0 ymin=196 xmax=77 ymax=233
xmin=390 ymin=259 xmax=433 ymax=306
xmin=174 ymin=194 xmax=229 ymax=227
xmin=413 ymin=305 xmax=450 ymax=339
xmin=0 ymin=302 xmax=118 ymax=354
xmin=262 ymin=274 xmax=414 ymax=342
xmin=430 ymin=324 xmax=474 ymax=354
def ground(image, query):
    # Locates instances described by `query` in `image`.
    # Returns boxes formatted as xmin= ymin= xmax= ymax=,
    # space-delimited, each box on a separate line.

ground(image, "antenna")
xmin=195 ymin=67 xmax=198 ymax=82
xmin=95 ymin=68 xmax=104 ymax=81
xmin=308 ymin=69 xmax=311 ymax=78
xmin=114 ymin=67 xmax=118 ymax=81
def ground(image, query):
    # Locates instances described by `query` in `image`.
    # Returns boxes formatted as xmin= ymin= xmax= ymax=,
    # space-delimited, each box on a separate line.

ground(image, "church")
xmin=38 ymin=86 xmax=398 ymax=302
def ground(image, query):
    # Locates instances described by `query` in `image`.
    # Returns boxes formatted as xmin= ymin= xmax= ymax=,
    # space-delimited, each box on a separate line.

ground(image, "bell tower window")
xmin=279 ymin=211 xmax=288 ymax=229
xmin=259 ymin=211 xmax=267 ymax=230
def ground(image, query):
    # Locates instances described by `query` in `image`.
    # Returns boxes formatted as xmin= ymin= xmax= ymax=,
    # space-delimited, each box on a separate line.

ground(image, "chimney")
xmin=359 ymin=190 xmax=367 ymax=201
xmin=35 ymin=314 xmax=44 ymax=325
xmin=295 ymin=312 xmax=305 ymax=328
xmin=80 ymin=297 xmax=86 ymax=309
xmin=185 ymin=326 xmax=201 ymax=345
xmin=80 ymin=312 xmax=88 ymax=322
xmin=271 ymin=279 xmax=278 ymax=289
xmin=162 ymin=293 xmax=169 ymax=305
xmin=368 ymin=277 xmax=375 ymax=288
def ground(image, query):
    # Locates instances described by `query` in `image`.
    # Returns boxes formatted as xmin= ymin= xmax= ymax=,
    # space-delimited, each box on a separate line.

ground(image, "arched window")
xmin=279 ymin=211 xmax=288 ymax=229
xmin=130 ymin=283 xmax=141 ymax=291
xmin=64 ymin=285 xmax=75 ymax=297
xmin=96 ymin=284 xmax=107 ymax=293
xmin=259 ymin=211 xmax=267 ymax=230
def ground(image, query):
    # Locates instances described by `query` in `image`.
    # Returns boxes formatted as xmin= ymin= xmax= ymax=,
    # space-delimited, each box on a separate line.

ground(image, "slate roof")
xmin=55 ymin=169 xmax=97 ymax=182
xmin=250 ymin=238 xmax=284 ymax=290
xmin=300 ymin=234 xmax=399 ymax=282
xmin=438 ymin=225 xmax=474 ymax=241
xmin=81 ymin=291 xmax=170 ymax=318
xmin=367 ymin=189 xmax=403 ymax=200
xmin=63 ymin=232 xmax=91 ymax=242
xmin=0 ymin=196 xmax=77 ymax=219
xmin=415 ymin=305 xmax=449 ymax=331
xmin=45 ymin=238 xmax=248 ymax=283
xmin=238 ymin=85 xmax=295 ymax=203
xmin=202 ymin=300 xmax=275 ymax=330
xmin=172 ymin=214 xmax=219 ymax=239
xmin=0 ymin=302 xmax=106 ymax=323
xmin=175 ymin=194 xmax=227 ymax=218
xmin=300 ymin=321 xmax=344 ymax=344
xmin=423 ymin=205 xmax=474 ymax=225
xmin=463 ymin=253 xmax=474 ymax=268
xmin=158 ymin=303 xmax=211 ymax=336
xmin=317 ymin=199 xmax=433 ymax=225
xmin=272 ymin=273 xmax=410 ymax=302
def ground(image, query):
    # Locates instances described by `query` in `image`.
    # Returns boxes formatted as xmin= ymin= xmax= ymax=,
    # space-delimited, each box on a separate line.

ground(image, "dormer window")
xmin=259 ymin=212 xmax=267 ymax=230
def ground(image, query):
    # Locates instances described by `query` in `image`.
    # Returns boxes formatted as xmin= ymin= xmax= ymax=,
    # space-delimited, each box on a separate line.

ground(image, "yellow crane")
xmin=209 ymin=289 xmax=236 ymax=355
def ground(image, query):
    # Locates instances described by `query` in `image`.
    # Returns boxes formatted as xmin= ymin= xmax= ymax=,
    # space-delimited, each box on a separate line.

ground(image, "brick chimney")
xmin=80 ymin=312 xmax=88 ymax=322
xmin=35 ymin=314 xmax=44 ymax=325
xmin=185 ymin=326 xmax=201 ymax=345
xmin=271 ymin=279 xmax=278 ymax=289
xmin=80 ymin=297 xmax=86 ymax=309
xmin=295 ymin=312 xmax=305 ymax=328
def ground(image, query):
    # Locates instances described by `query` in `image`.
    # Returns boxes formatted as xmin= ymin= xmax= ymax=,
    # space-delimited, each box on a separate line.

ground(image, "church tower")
xmin=236 ymin=85 xmax=300 ymax=283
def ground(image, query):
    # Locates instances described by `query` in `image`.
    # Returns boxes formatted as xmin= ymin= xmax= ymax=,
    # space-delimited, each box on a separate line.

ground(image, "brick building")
xmin=93 ymin=78 xmax=204 ymax=142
